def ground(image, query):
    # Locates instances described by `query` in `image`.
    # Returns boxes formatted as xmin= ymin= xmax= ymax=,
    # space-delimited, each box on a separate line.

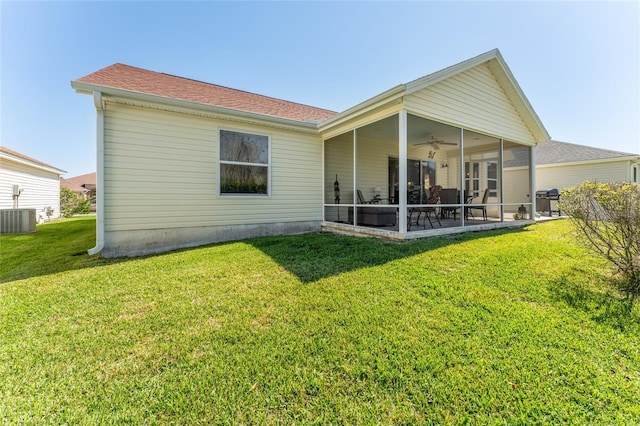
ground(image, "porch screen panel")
xmin=502 ymin=142 xmax=532 ymax=218
xmin=324 ymin=132 xmax=354 ymax=223
xmin=463 ymin=130 xmax=501 ymax=222
xmin=353 ymin=116 xmax=399 ymax=228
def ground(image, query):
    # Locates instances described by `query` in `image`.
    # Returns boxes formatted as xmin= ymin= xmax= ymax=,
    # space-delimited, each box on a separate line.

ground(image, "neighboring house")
xmin=0 ymin=146 xmax=66 ymax=222
xmin=71 ymin=48 xmax=549 ymax=258
xmin=535 ymin=140 xmax=640 ymax=190
xmin=504 ymin=140 xmax=640 ymax=197
xmin=61 ymin=172 xmax=97 ymax=199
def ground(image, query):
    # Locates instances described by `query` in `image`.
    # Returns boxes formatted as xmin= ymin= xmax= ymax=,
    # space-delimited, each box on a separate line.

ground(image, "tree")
xmin=60 ymin=187 xmax=90 ymax=217
xmin=560 ymin=182 xmax=640 ymax=302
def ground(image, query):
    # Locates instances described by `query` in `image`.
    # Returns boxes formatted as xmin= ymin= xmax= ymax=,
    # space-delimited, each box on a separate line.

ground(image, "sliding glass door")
xmin=388 ymin=157 xmax=435 ymax=204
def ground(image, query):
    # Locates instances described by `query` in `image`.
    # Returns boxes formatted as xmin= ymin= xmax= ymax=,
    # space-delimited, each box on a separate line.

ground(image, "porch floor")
xmin=321 ymin=215 xmax=542 ymax=241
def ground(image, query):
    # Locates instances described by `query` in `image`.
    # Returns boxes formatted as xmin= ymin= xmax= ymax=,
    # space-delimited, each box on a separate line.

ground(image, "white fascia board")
xmin=71 ymin=81 xmax=320 ymax=134
xmin=0 ymin=152 xmax=66 ymax=175
xmin=317 ymin=84 xmax=406 ymax=132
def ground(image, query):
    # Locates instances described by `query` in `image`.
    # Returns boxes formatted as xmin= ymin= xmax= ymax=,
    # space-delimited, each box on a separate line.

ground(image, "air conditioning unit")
xmin=0 ymin=209 xmax=36 ymax=234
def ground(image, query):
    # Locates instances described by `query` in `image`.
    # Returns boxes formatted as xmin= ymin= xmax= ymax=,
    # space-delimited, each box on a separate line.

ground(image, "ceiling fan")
xmin=413 ymin=135 xmax=457 ymax=150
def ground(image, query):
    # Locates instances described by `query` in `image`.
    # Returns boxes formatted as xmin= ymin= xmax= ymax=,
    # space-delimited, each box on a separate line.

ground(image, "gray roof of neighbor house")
xmin=72 ymin=63 xmax=338 ymax=123
xmin=504 ymin=140 xmax=640 ymax=168
xmin=62 ymin=172 xmax=96 ymax=188
xmin=60 ymin=179 xmax=90 ymax=194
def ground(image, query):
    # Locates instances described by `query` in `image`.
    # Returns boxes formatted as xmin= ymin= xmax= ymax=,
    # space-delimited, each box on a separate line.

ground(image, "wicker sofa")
xmin=347 ymin=206 xmax=397 ymax=226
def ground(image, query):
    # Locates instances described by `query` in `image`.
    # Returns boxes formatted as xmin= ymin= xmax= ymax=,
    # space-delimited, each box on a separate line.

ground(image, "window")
xmin=487 ymin=161 xmax=498 ymax=198
xmin=219 ymin=129 xmax=270 ymax=195
xmin=465 ymin=162 xmax=480 ymax=198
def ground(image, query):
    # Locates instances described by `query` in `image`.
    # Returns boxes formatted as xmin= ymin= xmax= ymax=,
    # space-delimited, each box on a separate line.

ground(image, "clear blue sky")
xmin=2 ymin=1 xmax=639 ymax=177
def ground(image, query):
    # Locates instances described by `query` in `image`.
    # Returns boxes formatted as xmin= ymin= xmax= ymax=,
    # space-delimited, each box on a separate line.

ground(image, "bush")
xmin=220 ymin=178 xmax=267 ymax=194
xmin=560 ymin=182 xmax=640 ymax=302
xmin=60 ymin=187 xmax=91 ymax=218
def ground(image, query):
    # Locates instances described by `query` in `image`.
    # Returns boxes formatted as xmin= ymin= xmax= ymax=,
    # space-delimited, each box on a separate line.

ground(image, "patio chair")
xmin=357 ymin=190 xmax=370 ymax=204
xmin=439 ymin=188 xmax=460 ymax=220
xmin=466 ymin=188 xmax=489 ymax=221
xmin=408 ymin=185 xmax=441 ymax=229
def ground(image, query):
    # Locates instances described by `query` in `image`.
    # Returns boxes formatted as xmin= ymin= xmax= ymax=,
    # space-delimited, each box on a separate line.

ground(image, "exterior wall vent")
xmin=0 ymin=209 xmax=37 ymax=234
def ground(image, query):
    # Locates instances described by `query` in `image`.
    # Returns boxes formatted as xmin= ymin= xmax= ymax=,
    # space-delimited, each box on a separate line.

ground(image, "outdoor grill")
xmin=536 ymin=188 xmax=561 ymax=217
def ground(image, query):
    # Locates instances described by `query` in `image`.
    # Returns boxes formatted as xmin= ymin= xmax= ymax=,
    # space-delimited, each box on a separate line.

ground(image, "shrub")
xmin=220 ymin=178 xmax=267 ymax=194
xmin=60 ymin=187 xmax=91 ymax=217
xmin=560 ymin=182 xmax=640 ymax=302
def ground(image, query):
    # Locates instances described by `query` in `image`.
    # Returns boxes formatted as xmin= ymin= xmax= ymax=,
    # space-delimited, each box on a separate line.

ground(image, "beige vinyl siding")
xmin=0 ymin=160 xmax=61 ymax=219
xmin=103 ymin=102 xmax=322 ymax=232
xmin=536 ymin=160 xmax=633 ymax=191
xmin=404 ymin=63 xmax=536 ymax=145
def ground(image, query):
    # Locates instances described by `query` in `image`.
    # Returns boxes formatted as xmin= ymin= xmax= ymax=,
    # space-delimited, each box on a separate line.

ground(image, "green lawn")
xmin=1 ymin=217 xmax=638 ymax=424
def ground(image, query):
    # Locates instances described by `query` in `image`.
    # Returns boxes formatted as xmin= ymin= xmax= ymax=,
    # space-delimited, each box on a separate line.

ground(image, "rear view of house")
xmin=72 ymin=49 xmax=550 ymax=257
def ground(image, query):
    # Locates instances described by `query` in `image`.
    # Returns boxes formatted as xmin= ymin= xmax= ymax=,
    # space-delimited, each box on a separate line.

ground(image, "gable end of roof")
xmin=404 ymin=49 xmax=550 ymax=143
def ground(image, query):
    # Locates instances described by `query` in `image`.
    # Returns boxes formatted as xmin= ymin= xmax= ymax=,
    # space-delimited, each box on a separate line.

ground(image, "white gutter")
xmin=88 ymin=91 xmax=105 ymax=256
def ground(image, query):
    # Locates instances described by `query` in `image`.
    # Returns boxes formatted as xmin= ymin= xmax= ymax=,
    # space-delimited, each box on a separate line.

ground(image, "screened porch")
xmin=323 ymin=111 xmax=535 ymax=239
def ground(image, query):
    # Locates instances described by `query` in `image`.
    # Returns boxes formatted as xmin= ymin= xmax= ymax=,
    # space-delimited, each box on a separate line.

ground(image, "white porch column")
xmin=353 ymin=129 xmax=358 ymax=222
xmin=499 ymin=139 xmax=504 ymax=222
xmin=529 ymin=144 xmax=537 ymax=218
xmin=399 ymin=110 xmax=408 ymax=233
xmin=459 ymin=128 xmax=465 ymax=227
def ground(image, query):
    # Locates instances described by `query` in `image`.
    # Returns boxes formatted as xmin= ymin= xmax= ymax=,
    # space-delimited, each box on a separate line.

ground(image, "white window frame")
xmin=487 ymin=161 xmax=498 ymax=198
xmin=465 ymin=161 xmax=480 ymax=198
xmin=218 ymin=128 xmax=271 ymax=197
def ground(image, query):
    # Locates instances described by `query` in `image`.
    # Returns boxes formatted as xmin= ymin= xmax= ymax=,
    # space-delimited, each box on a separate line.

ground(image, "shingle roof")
xmin=538 ymin=140 xmax=639 ymax=164
xmin=74 ymin=63 xmax=337 ymax=123
xmin=0 ymin=146 xmax=66 ymax=173
xmin=62 ymin=172 xmax=96 ymax=189
xmin=504 ymin=140 xmax=640 ymax=168
xmin=60 ymin=179 xmax=90 ymax=193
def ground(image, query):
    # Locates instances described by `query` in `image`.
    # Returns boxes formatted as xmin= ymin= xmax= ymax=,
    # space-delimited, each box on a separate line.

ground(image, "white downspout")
xmin=88 ymin=91 xmax=105 ymax=255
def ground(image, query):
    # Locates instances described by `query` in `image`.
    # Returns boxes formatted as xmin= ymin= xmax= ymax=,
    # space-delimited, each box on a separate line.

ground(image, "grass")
xmin=1 ymin=216 xmax=639 ymax=424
